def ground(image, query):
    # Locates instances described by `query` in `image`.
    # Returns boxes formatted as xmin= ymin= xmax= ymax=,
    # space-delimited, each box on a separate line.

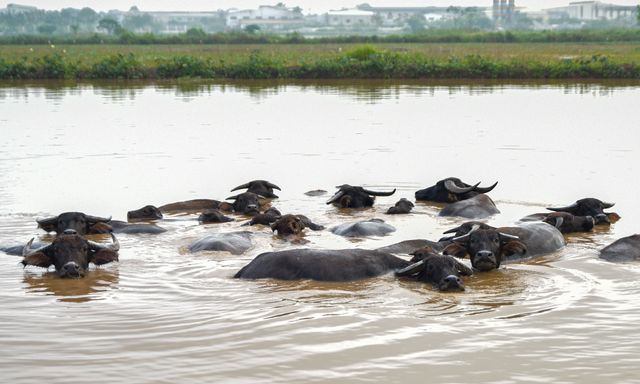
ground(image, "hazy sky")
xmin=2 ymin=1 xmax=639 ymax=13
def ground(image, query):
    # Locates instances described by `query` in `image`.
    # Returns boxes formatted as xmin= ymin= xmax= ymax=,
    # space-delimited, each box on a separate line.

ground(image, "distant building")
xmin=326 ymin=8 xmax=376 ymax=27
xmin=4 ymin=3 xmax=38 ymax=14
xmin=545 ymin=1 xmax=637 ymax=21
xmin=146 ymin=11 xmax=226 ymax=34
xmin=356 ymin=3 xmax=448 ymax=26
xmin=226 ymin=5 xmax=303 ymax=30
xmin=492 ymin=0 xmax=515 ymax=23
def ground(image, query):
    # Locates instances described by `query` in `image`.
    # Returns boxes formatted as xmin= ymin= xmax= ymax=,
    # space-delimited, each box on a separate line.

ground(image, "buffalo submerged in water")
xmin=415 ymin=177 xmax=498 ymax=203
xmin=326 ymin=185 xmax=396 ymax=208
xmin=234 ymin=248 xmax=472 ymax=291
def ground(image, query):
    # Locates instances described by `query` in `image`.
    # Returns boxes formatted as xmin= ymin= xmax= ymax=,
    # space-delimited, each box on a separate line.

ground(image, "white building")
xmin=545 ymin=1 xmax=637 ymax=21
xmin=355 ymin=3 xmax=449 ymax=26
xmin=326 ymin=9 xmax=376 ymax=27
xmin=226 ymin=5 xmax=303 ymax=29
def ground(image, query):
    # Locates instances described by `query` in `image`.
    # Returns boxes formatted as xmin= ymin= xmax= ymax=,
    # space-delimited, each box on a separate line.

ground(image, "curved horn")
xmin=553 ymin=216 xmax=564 ymax=229
xmin=452 ymin=224 xmax=481 ymax=242
xmin=85 ymin=214 xmax=111 ymax=223
xmin=22 ymin=238 xmax=50 ymax=257
xmin=601 ymin=201 xmax=615 ymax=209
xmin=230 ymin=182 xmax=250 ymax=192
xmin=362 ymin=188 xmax=396 ymax=197
xmin=444 ymin=180 xmax=479 ymax=194
xmin=88 ymin=234 xmax=120 ymax=252
xmin=265 ymin=181 xmax=281 ymax=191
xmin=498 ymin=232 xmax=520 ymax=240
xmin=443 ymin=226 xmax=462 ymax=235
xmin=326 ymin=190 xmax=345 ymax=205
xmin=547 ymin=202 xmax=578 ymax=212
xmin=474 ymin=181 xmax=498 ymax=194
xmin=395 ymin=259 xmax=426 ymax=277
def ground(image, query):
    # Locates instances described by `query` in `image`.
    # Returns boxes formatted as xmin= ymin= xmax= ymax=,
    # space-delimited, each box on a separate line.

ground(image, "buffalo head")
xmin=396 ymin=247 xmax=472 ymax=291
xmin=199 ymin=209 xmax=234 ymax=223
xmin=386 ymin=198 xmax=415 ymax=214
xmin=547 ymin=198 xmax=618 ymax=225
xmin=443 ymin=226 xmax=527 ymax=272
xmin=326 ymin=185 xmax=396 ymax=208
xmin=127 ymin=205 xmax=163 ymax=221
xmin=271 ymin=214 xmax=306 ymax=236
xmin=37 ymin=212 xmax=112 ymax=235
xmin=22 ymin=230 xmax=120 ymax=278
xmin=231 ymin=180 xmax=281 ymax=199
xmin=226 ymin=192 xmax=265 ymax=215
xmin=542 ymin=212 xmax=595 ymax=233
xmin=415 ymin=177 xmax=498 ymax=203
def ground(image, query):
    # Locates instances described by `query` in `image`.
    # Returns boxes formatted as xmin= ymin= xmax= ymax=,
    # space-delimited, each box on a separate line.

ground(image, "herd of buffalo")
xmin=2 ymin=177 xmax=638 ymax=291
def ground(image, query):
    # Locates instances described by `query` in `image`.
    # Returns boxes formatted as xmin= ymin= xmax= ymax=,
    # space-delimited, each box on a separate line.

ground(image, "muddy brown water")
xmin=1 ymin=80 xmax=639 ymax=383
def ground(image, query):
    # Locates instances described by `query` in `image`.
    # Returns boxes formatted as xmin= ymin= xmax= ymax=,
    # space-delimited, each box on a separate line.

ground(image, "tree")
xmin=37 ymin=24 xmax=56 ymax=35
xmin=70 ymin=24 xmax=79 ymax=34
xmin=98 ymin=18 xmax=123 ymax=35
xmin=244 ymin=24 xmax=261 ymax=34
xmin=637 ymin=4 xmax=639 ymax=25
xmin=406 ymin=14 xmax=426 ymax=32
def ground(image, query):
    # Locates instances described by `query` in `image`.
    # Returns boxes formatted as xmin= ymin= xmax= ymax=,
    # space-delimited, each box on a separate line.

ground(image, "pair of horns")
xmin=547 ymin=201 xmax=615 ymax=212
xmin=226 ymin=192 xmax=266 ymax=201
xmin=37 ymin=213 xmax=112 ymax=226
xmin=230 ymin=180 xmax=281 ymax=192
xmin=326 ymin=186 xmax=397 ymax=204
xmin=444 ymin=180 xmax=498 ymax=195
xmin=452 ymin=224 xmax=520 ymax=242
xmin=22 ymin=233 xmax=120 ymax=257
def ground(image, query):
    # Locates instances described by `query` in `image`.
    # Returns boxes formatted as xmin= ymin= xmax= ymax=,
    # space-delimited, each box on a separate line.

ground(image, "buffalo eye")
xmin=493 ymin=237 xmax=499 ymax=244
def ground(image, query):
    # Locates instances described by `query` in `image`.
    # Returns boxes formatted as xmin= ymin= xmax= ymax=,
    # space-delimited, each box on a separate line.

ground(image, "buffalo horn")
xmin=452 ymin=224 xmax=481 ymax=242
xmin=326 ymin=191 xmax=345 ymax=205
xmin=601 ymin=201 xmax=615 ymax=209
xmin=88 ymin=234 xmax=120 ymax=252
xmin=362 ymin=188 xmax=396 ymax=197
xmin=444 ymin=180 xmax=479 ymax=195
xmin=85 ymin=214 xmax=112 ymax=223
xmin=395 ymin=259 xmax=425 ymax=277
xmin=547 ymin=202 xmax=578 ymax=212
xmin=498 ymin=232 xmax=520 ymax=240
xmin=230 ymin=183 xmax=250 ymax=192
xmin=443 ymin=226 xmax=462 ymax=234
xmin=474 ymin=181 xmax=498 ymax=194
xmin=552 ymin=216 xmax=564 ymax=229
xmin=22 ymin=238 xmax=50 ymax=257
xmin=265 ymin=181 xmax=281 ymax=191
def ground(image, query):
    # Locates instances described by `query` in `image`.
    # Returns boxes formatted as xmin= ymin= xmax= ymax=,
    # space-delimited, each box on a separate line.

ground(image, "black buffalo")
xmin=242 ymin=207 xmax=282 ymax=226
xmin=438 ymin=194 xmax=500 ymax=219
xmin=198 ymin=209 xmax=234 ymax=223
xmin=599 ymin=235 xmax=640 ymax=262
xmin=234 ymin=248 xmax=470 ymax=291
xmin=386 ymin=198 xmax=414 ymax=214
xmin=188 ymin=232 xmax=253 ymax=254
xmin=270 ymin=214 xmax=325 ymax=236
xmin=547 ymin=198 xmax=619 ymax=225
xmin=231 ymin=180 xmax=281 ymax=199
xmin=127 ymin=200 xmax=233 ymax=220
xmin=331 ymin=219 xmax=396 ymax=237
xmin=226 ymin=192 xmax=266 ymax=215
xmin=415 ymin=177 xmax=498 ymax=203
xmin=396 ymin=247 xmax=472 ymax=291
xmin=21 ymin=230 xmax=120 ymax=278
xmin=326 ymin=185 xmax=396 ymax=208
xmin=37 ymin=212 xmax=112 ymax=235
xmin=520 ymin=212 xmax=595 ymax=234
xmin=443 ymin=226 xmax=527 ymax=271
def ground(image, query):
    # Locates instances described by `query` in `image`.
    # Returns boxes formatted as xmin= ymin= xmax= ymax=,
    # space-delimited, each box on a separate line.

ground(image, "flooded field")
xmin=0 ymin=80 xmax=639 ymax=383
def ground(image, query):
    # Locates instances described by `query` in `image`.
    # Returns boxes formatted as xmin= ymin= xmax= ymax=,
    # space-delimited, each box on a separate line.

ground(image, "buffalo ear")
xmin=89 ymin=222 xmax=113 ymax=234
xmin=22 ymin=252 xmax=53 ymax=269
xmin=455 ymin=259 xmax=474 ymax=276
xmin=37 ymin=217 xmax=58 ymax=233
xmin=607 ymin=212 xmax=621 ymax=223
xmin=91 ymin=250 xmax=119 ymax=266
xmin=443 ymin=243 xmax=468 ymax=259
xmin=501 ymin=240 xmax=527 ymax=257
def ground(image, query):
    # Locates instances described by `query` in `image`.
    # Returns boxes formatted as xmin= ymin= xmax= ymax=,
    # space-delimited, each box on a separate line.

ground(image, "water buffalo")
xmin=127 ymin=200 xmax=234 ymax=220
xmin=438 ymin=194 xmax=500 ymax=219
xmin=242 ymin=207 xmax=282 ymax=226
xmin=331 ymin=219 xmax=396 ymax=238
xmin=37 ymin=212 xmax=112 ymax=235
xmin=520 ymin=212 xmax=595 ymax=234
xmin=443 ymin=226 xmax=527 ymax=272
xmin=270 ymin=214 xmax=325 ymax=236
xmin=226 ymin=192 xmax=267 ymax=215
xmin=547 ymin=198 xmax=619 ymax=225
xmin=386 ymin=198 xmax=414 ymax=214
xmin=376 ymin=239 xmax=447 ymax=254
xmin=326 ymin=185 xmax=396 ymax=208
xmin=21 ymin=230 xmax=120 ymax=278
xmin=234 ymin=248 xmax=470 ymax=291
xmin=231 ymin=180 xmax=281 ymax=199
xmin=599 ymin=235 xmax=640 ymax=262
xmin=415 ymin=177 xmax=498 ymax=203
xmin=198 ymin=209 xmax=234 ymax=223
xmin=305 ymin=190 xmax=327 ymax=197
xmin=109 ymin=220 xmax=167 ymax=234
xmin=188 ymin=232 xmax=253 ymax=254
xmin=396 ymin=247 xmax=472 ymax=291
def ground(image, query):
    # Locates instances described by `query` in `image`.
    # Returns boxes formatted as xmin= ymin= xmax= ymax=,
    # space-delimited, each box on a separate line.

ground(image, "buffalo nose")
xmin=441 ymin=275 xmax=465 ymax=291
xmin=247 ymin=204 xmax=258 ymax=210
xmin=476 ymin=250 xmax=494 ymax=259
xmin=594 ymin=214 xmax=610 ymax=225
xmin=60 ymin=262 xmax=81 ymax=278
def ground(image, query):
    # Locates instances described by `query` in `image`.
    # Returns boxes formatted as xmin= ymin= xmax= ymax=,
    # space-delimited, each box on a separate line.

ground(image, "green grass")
xmin=0 ymin=43 xmax=639 ymax=79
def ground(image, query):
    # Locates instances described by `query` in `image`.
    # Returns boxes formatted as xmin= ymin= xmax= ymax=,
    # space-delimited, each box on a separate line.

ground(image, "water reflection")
xmin=22 ymin=268 xmax=119 ymax=303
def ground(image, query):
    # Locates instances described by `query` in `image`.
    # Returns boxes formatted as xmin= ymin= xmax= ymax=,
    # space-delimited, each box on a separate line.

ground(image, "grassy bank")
xmin=1 ymin=43 xmax=639 ymax=79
